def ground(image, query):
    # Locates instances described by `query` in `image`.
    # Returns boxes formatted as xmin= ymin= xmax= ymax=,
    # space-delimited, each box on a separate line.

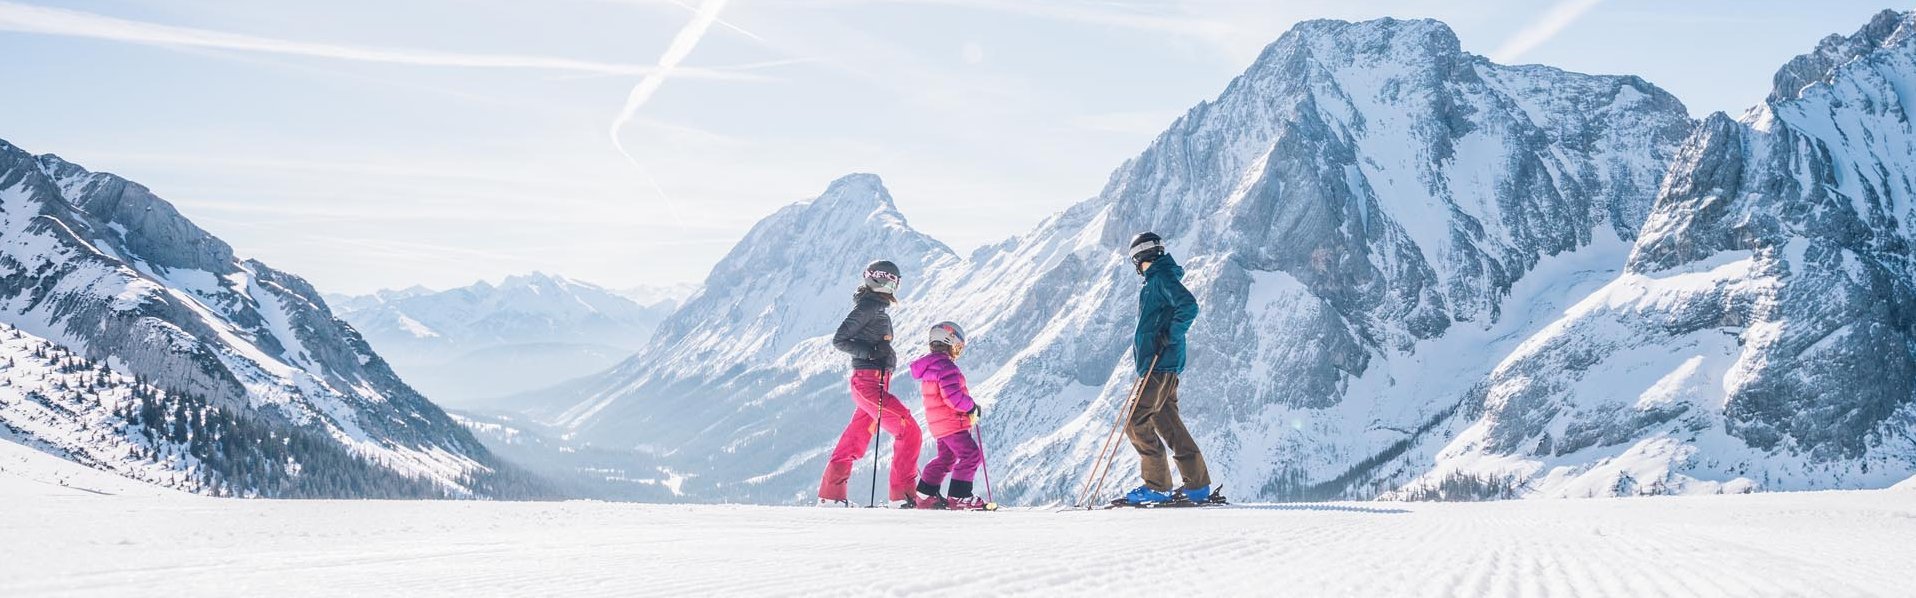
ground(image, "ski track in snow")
xmin=4 ymin=461 xmax=1914 ymax=598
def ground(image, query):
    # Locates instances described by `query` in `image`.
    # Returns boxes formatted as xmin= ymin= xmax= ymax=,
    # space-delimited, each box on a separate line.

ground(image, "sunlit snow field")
xmin=5 ymin=441 xmax=1914 ymax=597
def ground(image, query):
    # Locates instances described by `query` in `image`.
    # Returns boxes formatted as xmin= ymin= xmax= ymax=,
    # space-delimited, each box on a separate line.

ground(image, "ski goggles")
xmin=865 ymin=269 xmax=901 ymax=294
xmin=1128 ymin=239 xmax=1165 ymax=264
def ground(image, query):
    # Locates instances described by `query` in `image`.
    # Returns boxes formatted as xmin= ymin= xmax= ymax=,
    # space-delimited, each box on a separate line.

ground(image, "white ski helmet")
xmin=929 ymin=321 xmax=967 ymax=355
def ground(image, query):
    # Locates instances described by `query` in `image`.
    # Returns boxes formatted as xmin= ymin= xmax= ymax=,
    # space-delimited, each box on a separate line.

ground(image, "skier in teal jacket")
xmin=1119 ymin=232 xmax=1212 ymax=505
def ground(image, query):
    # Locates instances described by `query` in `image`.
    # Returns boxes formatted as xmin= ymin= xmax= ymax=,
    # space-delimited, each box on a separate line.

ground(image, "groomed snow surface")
xmin=5 ymin=443 xmax=1914 ymax=597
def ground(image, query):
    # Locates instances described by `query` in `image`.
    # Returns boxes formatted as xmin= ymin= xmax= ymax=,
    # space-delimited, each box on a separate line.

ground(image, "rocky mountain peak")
xmin=794 ymin=173 xmax=915 ymax=235
xmin=1769 ymin=9 xmax=1916 ymax=103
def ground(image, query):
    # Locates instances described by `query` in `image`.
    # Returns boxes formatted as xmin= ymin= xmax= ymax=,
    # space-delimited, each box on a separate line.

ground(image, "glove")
xmin=1153 ymin=332 xmax=1170 ymax=355
xmin=967 ymin=406 xmax=981 ymax=426
xmin=874 ymin=343 xmax=897 ymax=367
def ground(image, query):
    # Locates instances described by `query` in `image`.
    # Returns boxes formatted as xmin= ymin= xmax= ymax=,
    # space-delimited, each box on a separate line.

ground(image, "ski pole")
xmin=1076 ymin=371 xmax=1143 ymax=508
xmin=1077 ymin=353 xmax=1159 ymax=509
xmin=867 ymin=368 xmax=891 ymax=508
xmin=976 ymin=418 xmax=994 ymax=508
xmin=1084 ymin=368 xmax=1154 ymax=508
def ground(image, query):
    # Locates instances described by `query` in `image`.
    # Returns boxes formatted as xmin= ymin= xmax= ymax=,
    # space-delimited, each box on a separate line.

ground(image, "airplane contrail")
xmin=0 ymin=0 xmax=759 ymax=79
xmin=1491 ymin=0 xmax=1603 ymax=63
xmin=610 ymin=0 xmax=732 ymax=229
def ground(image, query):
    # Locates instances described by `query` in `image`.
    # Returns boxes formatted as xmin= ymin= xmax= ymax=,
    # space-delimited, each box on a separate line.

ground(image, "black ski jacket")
xmin=833 ymin=290 xmax=896 ymax=371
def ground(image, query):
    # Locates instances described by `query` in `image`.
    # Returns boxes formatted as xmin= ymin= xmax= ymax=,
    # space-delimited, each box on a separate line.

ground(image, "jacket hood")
xmin=910 ymin=352 xmax=951 ymax=379
xmin=1145 ymin=253 xmax=1185 ymax=281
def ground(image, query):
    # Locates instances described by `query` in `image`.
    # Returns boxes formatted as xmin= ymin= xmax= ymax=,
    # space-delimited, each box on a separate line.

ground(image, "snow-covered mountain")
xmin=1396 ymin=10 xmax=1916 ymax=499
xmin=0 ymin=140 xmax=542 ymax=498
xmin=450 ymin=174 xmax=954 ymax=500
xmin=331 ymin=273 xmax=678 ymax=405
xmin=612 ymin=283 xmax=698 ymax=308
xmin=501 ymin=14 xmax=1916 ymax=505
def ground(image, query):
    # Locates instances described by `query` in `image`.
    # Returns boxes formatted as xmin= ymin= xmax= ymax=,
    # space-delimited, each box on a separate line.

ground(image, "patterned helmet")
xmin=862 ymin=260 xmax=901 ymax=294
xmin=929 ymin=321 xmax=967 ymax=355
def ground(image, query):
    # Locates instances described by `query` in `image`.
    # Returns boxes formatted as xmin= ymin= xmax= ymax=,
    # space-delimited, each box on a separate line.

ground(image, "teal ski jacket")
xmin=1132 ymin=253 xmax=1199 ymax=377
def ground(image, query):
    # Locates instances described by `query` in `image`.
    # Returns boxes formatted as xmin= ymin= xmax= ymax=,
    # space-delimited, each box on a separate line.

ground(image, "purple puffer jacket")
xmin=909 ymin=352 xmax=976 ymax=439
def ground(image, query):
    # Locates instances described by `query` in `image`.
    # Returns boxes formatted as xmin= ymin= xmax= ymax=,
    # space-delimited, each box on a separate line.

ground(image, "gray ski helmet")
xmin=862 ymin=260 xmax=901 ymax=294
xmin=928 ymin=321 xmax=966 ymax=349
xmin=1129 ymin=232 xmax=1166 ymax=268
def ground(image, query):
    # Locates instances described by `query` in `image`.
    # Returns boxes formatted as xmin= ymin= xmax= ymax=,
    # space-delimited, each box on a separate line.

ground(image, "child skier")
xmin=909 ymin=321 xmax=988 ymax=510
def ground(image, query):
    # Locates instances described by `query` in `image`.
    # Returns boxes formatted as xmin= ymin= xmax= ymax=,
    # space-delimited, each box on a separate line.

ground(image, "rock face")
xmin=332 ymin=273 xmax=679 ymax=405
xmin=1407 ymin=10 xmax=1916 ymax=499
xmin=969 ymin=17 xmax=1696 ymax=502
xmin=0 ymin=141 xmax=540 ymax=498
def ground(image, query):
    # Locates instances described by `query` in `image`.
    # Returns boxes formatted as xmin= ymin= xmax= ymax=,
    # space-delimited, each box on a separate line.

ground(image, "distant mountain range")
xmin=327 ymin=275 xmax=689 ymax=406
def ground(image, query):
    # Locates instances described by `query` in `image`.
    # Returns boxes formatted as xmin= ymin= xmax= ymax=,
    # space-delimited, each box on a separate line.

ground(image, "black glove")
xmin=873 ymin=343 xmax=896 ymax=367
xmin=1153 ymin=332 xmax=1170 ymax=354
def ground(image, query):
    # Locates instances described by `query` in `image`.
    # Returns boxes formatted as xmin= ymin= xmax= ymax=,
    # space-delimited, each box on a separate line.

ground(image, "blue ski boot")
xmin=1124 ymin=485 xmax=1173 ymax=505
xmin=1175 ymin=485 xmax=1211 ymax=503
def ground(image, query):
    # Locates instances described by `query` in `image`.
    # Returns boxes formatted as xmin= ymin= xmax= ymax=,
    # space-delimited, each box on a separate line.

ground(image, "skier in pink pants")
xmin=910 ymin=322 xmax=989 ymax=510
xmin=817 ymin=260 xmax=923 ymax=507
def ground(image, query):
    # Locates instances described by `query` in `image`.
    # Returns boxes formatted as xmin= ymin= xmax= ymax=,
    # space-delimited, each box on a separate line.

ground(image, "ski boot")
xmin=1175 ymin=485 xmax=1211 ymax=503
xmin=1172 ymin=485 xmax=1229 ymax=507
xmin=946 ymin=496 xmax=990 ymax=511
xmin=816 ymin=498 xmax=855 ymax=508
xmin=914 ymin=481 xmax=949 ymax=510
xmin=1113 ymin=485 xmax=1173 ymax=507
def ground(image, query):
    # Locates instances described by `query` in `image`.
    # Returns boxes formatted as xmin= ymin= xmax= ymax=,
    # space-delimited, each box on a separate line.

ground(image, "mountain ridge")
xmin=1 ymin=138 xmax=542 ymax=498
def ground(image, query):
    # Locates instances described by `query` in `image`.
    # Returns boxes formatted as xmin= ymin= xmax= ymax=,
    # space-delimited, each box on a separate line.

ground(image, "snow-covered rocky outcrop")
xmin=0 ymin=140 xmax=540 ymax=498
xmin=332 ymin=273 xmax=679 ymax=404
xmin=1398 ymin=10 xmax=1916 ymax=499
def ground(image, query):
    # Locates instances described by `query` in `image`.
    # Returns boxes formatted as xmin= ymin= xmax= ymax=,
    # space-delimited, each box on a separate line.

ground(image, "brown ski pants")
xmin=1125 ymin=372 xmax=1211 ymax=492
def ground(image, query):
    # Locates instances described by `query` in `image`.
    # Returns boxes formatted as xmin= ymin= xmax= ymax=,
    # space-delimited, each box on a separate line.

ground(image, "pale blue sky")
xmin=0 ymin=0 xmax=1900 ymax=293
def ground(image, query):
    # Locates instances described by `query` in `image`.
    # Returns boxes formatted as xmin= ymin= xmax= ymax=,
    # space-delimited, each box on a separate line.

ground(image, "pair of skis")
xmin=1105 ymin=490 xmax=1231 ymax=509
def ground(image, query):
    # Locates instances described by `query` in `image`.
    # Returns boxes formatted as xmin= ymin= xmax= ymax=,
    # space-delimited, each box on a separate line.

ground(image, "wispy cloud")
xmin=1490 ymin=0 xmax=1604 ymax=63
xmin=0 ymin=0 xmax=762 ymax=79
xmin=610 ymin=0 xmax=733 ymax=228
xmin=795 ymin=0 xmax=1232 ymax=40
xmin=1069 ymin=110 xmax=1184 ymax=135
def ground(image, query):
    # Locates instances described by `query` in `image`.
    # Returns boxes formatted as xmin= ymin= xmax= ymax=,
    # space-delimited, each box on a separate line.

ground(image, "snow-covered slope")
xmin=510 ymin=17 xmax=1716 ymax=504
xmin=4 ymin=481 xmax=1914 ymax=596
xmin=332 ymin=273 xmax=678 ymax=404
xmin=0 ymin=434 xmax=181 ymax=498
xmin=0 ymin=139 xmax=540 ymax=498
xmin=1394 ymin=10 xmax=1916 ymax=499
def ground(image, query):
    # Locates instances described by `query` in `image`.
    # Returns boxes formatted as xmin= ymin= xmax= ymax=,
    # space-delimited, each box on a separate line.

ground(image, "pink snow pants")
xmin=819 ymin=369 xmax=923 ymax=502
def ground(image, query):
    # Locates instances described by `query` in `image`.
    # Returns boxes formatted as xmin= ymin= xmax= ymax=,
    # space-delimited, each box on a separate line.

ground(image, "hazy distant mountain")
xmin=612 ymin=283 xmax=699 ymax=309
xmin=331 ymin=273 xmax=678 ymax=405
